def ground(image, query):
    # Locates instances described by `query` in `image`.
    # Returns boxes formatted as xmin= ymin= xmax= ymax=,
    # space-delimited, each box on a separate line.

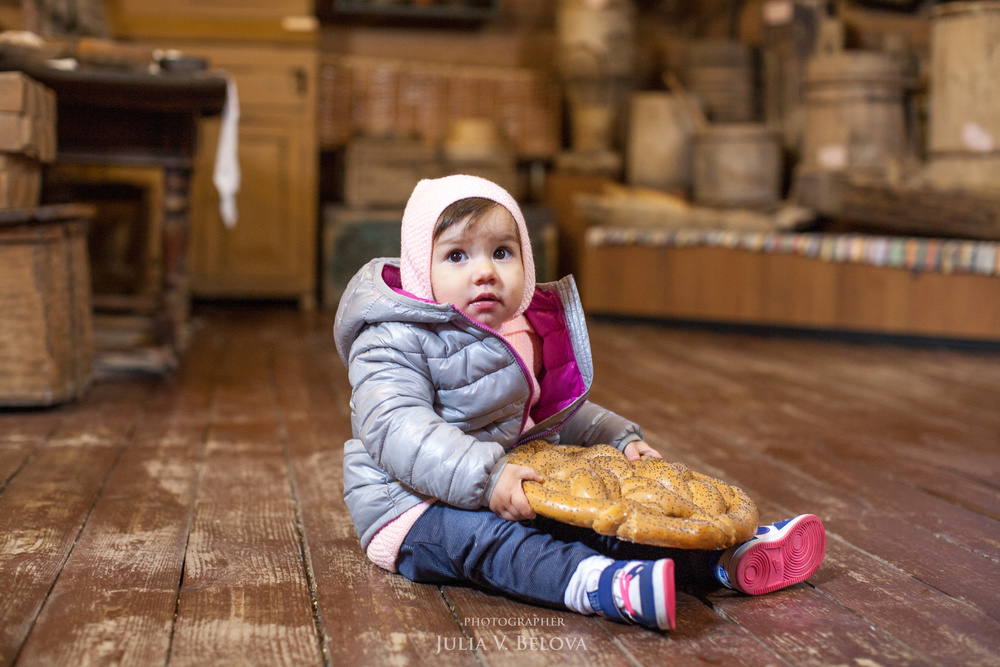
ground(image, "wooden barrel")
xmin=626 ymin=92 xmax=699 ymax=191
xmin=799 ymin=49 xmax=910 ymax=174
xmin=926 ymin=1 xmax=1000 ymax=190
xmin=692 ymin=124 xmax=782 ymax=208
xmin=684 ymin=39 xmax=757 ymax=123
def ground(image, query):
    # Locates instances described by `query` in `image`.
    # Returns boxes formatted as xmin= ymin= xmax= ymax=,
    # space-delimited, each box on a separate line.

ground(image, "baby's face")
xmin=430 ymin=207 xmax=525 ymax=330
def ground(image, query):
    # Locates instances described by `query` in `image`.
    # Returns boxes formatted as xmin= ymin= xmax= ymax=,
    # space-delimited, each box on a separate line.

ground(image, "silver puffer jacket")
xmin=334 ymin=258 xmax=643 ymax=549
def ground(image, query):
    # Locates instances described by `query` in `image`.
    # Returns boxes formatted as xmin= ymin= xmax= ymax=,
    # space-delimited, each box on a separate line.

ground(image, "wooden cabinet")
xmin=106 ymin=1 xmax=320 ymax=308
xmin=185 ymin=45 xmax=318 ymax=308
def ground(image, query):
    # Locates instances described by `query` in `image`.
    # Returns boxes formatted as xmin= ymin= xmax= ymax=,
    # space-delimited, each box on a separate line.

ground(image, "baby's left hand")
xmin=623 ymin=440 xmax=661 ymax=461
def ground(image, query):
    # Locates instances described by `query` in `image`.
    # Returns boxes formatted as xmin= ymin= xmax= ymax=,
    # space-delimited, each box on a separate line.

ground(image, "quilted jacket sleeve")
xmin=556 ymin=400 xmax=643 ymax=452
xmin=348 ymin=322 xmax=506 ymax=509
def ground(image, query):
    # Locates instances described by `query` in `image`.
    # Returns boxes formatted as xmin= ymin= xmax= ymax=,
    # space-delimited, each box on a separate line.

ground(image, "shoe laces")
xmin=619 ymin=568 xmax=638 ymax=620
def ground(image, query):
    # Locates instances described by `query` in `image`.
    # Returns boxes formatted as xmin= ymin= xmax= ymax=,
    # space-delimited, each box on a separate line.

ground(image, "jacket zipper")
xmin=452 ymin=306 xmax=585 ymax=448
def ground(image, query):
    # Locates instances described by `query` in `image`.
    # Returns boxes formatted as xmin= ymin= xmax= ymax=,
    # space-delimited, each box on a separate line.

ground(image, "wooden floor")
xmin=3 ymin=304 xmax=1000 ymax=666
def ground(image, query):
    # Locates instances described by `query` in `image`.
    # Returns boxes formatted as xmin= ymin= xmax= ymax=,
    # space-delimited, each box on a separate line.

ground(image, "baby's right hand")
xmin=489 ymin=463 xmax=542 ymax=522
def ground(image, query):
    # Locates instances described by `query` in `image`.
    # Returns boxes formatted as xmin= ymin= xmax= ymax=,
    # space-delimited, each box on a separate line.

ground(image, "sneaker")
xmin=589 ymin=559 xmax=675 ymax=631
xmin=715 ymin=514 xmax=826 ymax=595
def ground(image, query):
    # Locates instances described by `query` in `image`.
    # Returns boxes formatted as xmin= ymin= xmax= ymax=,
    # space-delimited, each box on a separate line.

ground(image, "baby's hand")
xmin=624 ymin=440 xmax=661 ymax=461
xmin=489 ymin=463 xmax=542 ymax=521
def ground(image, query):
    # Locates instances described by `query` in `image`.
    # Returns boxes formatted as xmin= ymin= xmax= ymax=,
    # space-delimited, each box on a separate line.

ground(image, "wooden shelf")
xmin=322 ymin=0 xmax=499 ymax=27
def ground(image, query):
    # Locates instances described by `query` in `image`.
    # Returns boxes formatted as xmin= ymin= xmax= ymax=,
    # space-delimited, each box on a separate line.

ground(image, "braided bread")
xmin=506 ymin=441 xmax=758 ymax=550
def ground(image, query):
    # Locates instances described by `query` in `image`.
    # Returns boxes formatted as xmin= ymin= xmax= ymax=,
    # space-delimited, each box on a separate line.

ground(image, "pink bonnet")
xmin=400 ymin=174 xmax=535 ymax=317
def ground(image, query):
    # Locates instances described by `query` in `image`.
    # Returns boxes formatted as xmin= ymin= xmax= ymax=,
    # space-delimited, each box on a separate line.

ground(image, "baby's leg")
xmin=397 ymin=505 xmax=675 ymax=630
xmin=528 ymin=516 xmax=719 ymax=589
xmin=530 ymin=514 xmax=826 ymax=596
xmin=397 ymin=504 xmax=600 ymax=609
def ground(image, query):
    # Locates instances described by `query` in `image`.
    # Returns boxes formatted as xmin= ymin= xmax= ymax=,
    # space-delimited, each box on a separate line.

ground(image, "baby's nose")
xmin=473 ymin=258 xmax=498 ymax=283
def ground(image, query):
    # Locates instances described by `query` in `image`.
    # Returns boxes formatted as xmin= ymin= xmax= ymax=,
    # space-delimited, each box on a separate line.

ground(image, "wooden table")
xmin=15 ymin=63 xmax=228 ymax=371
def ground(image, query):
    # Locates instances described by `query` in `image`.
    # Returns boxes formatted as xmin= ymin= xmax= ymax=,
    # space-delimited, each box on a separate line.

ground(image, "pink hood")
xmin=399 ymin=174 xmax=536 ymax=319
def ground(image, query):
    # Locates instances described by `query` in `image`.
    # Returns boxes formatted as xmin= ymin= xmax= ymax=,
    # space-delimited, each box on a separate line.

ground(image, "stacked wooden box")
xmin=343 ymin=136 xmax=520 ymax=209
xmin=0 ymin=72 xmax=56 ymax=209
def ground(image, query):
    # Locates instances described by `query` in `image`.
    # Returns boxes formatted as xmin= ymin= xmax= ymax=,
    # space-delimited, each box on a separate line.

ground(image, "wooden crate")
xmin=343 ymin=137 xmax=520 ymax=209
xmin=0 ymin=204 xmax=96 ymax=406
xmin=0 ymin=153 xmax=42 ymax=209
xmin=321 ymin=206 xmax=402 ymax=309
xmin=343 ymin=139 xmax=445 ymax=209
xmin=0 ymin=72 xmax=56 ymax=211
xmin=0 ymin=71 xmax=56 ymax=164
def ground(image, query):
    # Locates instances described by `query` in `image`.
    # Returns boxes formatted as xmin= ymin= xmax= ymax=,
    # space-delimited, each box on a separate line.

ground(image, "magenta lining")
xmin=524 ymin=289 xmax=586 ymax=423
xmin=383 ymin=263 xmax=437 ymax=303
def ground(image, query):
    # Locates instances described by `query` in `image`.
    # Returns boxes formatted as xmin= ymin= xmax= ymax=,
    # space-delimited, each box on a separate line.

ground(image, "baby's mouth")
xmin=472 ymin=293 xmax=500 ymax=304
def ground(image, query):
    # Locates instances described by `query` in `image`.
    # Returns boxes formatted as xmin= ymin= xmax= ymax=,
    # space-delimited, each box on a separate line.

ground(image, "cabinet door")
xmin=187 ymin=46 xmax=318 ymax=306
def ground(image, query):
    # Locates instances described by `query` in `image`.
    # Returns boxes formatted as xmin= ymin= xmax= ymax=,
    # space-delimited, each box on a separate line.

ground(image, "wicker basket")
xmin=319 ymin=55 xmax=561 ymax=160
xmin=0 ymin=204 xmax=95 ymax=406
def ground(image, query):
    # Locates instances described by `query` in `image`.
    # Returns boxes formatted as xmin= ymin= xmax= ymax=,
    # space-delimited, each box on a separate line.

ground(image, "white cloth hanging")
xmin=213 ymin=75 xmax=241 ymax=228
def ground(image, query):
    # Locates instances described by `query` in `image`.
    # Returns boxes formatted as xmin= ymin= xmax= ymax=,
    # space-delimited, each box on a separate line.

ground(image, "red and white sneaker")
xmin=715 ymin=514 xmax=826 ymax=595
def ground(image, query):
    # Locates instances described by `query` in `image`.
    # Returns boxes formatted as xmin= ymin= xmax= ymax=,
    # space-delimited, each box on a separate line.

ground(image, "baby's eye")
xmin=446 ymin=250 xmax=466 ymax=263
xmin=493 ymin=247 xmax=513 ymax=260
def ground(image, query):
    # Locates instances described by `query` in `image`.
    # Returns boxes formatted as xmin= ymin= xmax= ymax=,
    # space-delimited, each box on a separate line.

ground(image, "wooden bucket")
xmin=684 ymin=39 xmax=757 ymax=123
xmin=800 ymin=48 xmax=910 ymax=174
xmin=926 ymin=1 xmax=1000 ymax=190
xmin=626 ymin=92 xmax=699 ymax=191
xmin=692 ymin=124 xmax=782 ymax=209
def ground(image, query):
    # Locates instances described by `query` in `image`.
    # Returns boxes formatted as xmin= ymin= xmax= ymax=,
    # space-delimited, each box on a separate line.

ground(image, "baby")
xmin=334 ymin=174 xmax=826 ymax=631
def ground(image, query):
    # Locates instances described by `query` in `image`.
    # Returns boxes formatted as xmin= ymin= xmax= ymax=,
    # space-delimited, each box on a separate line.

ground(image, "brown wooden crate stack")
xmin=342 ymin=136 xmax=520 ymax=209
xmin=319 ymin=55 xmax=560 ymax=160
xmin=0 ymin=204 xmax=96 ymax=407
xmin=0 ymin=72 xmax=57 ymax=209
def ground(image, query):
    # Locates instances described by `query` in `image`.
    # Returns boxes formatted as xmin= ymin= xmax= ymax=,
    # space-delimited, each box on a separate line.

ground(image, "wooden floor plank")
xmin=705 ymin=584 xmax=937 ymax=666
xmin=12 ymin=333 xmax=216 ymax=666
xmin=167 ymin=317 xmax=321 ymax=666
xmin=13 ymin=436 xmax=201 ymax=665
xmin=272 ymin=315 xmax=478 ymax=666
xmin=609 ymin=593 xmax=785 ymax=667
xmin=4 ymin=307 xmax=999 ymax=665
xmin=612 ymin=340 xmax=1000 ymax=558
xmin=631 ymin=411 xmax=1000 ymax=623
xmin=814 ymin=536 xmax=1000 ymax=667
xmin=169 ymin=441 xmax=321 ymax=666
xmin=0 ymin=379 xmax=151 ymax=667
xmin=0 ymin=441 xmax=121 ymax=667
xmin=444 ymin=587 xmax=628 ymax=666
xmin=0 ymin=441 xmax=38 ymax=493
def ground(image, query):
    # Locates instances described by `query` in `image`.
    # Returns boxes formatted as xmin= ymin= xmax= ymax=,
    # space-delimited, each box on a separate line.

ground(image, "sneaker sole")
xmin=735 ymin=514 xmax=826 ymax=595
xmin=655 ymin=558 xmax=676 ymax=631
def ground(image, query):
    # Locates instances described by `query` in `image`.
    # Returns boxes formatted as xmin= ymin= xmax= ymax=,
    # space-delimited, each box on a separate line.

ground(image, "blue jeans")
xmin=397 ymin=503 xmax=718 ymax=609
